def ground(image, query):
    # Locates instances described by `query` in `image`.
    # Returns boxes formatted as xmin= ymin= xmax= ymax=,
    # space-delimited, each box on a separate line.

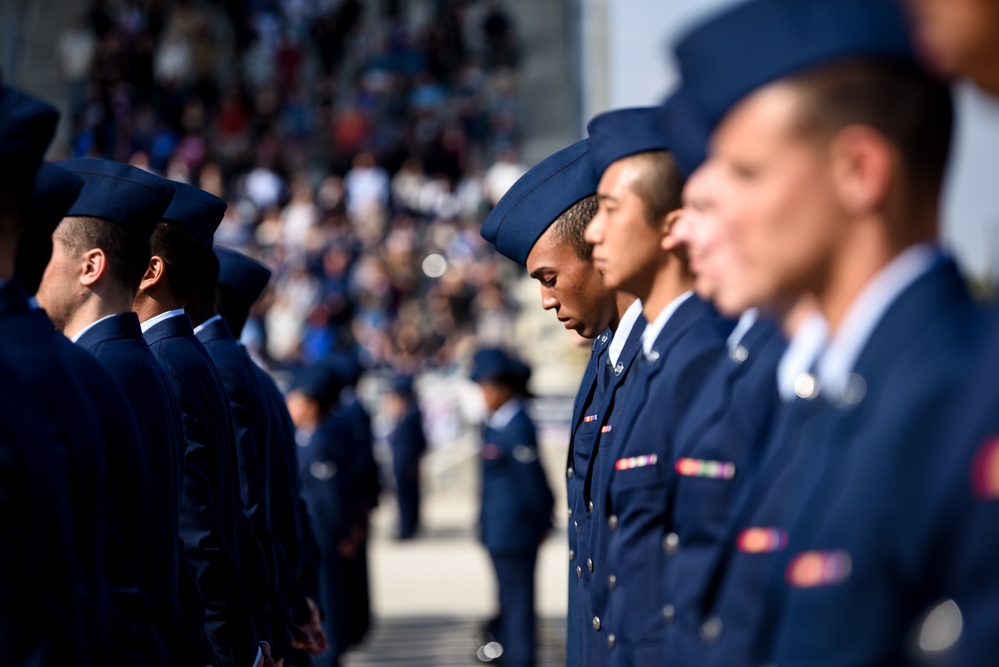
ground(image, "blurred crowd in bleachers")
xmin=55 ymin=0 xmax=533 ymax=383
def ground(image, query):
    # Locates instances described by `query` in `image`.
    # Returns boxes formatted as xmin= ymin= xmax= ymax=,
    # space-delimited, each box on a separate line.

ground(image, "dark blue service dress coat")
xmin=77 ymin=312 xmax=190 ymax=666
xmin=196 ymin=316 xmax=284 ymax=648
xmin=572 ymin=317 xmax=647 ymax=667
xmin=0 ymin=280 xmax=113 ymax=663
xmin=144 ymin=312 xmax=260 ymax=667
xmin=480 ymin=400 xmax=554 ymax=667
xmin=389 ymin=402 xmax=428 ymax=540
xmin=0 ymin=354 xmax=81 ymax=667
xmin=768 ymin=259 xmax=983 ymax=667
xmin=661 ymin=318 xmax=785 ymax=663
xmin=594 ymin=295 xmax=726 ymax=667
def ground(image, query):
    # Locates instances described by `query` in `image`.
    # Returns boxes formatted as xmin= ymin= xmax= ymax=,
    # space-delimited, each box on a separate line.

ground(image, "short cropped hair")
xmin=620 ymin=151 xmax=686 ymax=224
xmin=56 ymin=216 xmax=152 ymax=298
xmin=549 ymin=194 xmax=598 ymax=261
xmin=150 ymin=221 xmax=205 ymax=303
xmin=786 ymin=58 xmax=953 ymax=202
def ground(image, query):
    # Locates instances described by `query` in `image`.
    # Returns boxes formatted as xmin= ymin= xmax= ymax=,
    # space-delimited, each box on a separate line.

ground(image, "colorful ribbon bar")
xmin=786 ymin=549 xmax=852 ymax=588
xmin=583 ymin=415 xmax=598 ymax=423
xmin=737 ymin=527 xmax=788 ymax=553
xmin=615 ymin=453 xmax=658 ymax=471
xmin=674 ymin=457 xmax=736 ymax=480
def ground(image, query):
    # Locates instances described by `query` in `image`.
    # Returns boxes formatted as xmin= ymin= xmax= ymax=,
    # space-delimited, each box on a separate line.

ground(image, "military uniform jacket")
xmin=0 ymin=353 xmax=81 ymax=666
xmin=770 ymin=259 xmax=982 ymax=667
xmin=0 ymin=280 xmax=115 ymax=662
xmin=596 ymin=294 xmax=726 ymax=667
xmin=77 ymin=312 xmax=188 ymax=664
xmin=572 ymin=318 xmax=646 ymax=667
xmin=661 ymin=318 xmax=785 ymax=664
xmin=197 ymin=317 xmax=282 ymax=644
xmin=144 ymin=313 xmax=260 ymax=667
xmin=389 ymin=405 xmax=428 ymax=471
xmin=479 ymin=401 xmax=555 ymax=556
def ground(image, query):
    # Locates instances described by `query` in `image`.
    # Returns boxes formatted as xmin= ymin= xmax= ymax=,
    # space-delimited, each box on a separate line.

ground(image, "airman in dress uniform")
xmin=669 ymin=0 xmax=983 ymax=663
xmin=479 ymin=138 xmax=645 ymax=667
xmin=0 ymin=86 xmax=88 ymax=666
xmin=134 ymin=186 xmax=269 ymax=667
xmin=471 ymin=347 xmax=555 ymax=667
xmin=581 ymin=106 xmax=728 ymax=666
xmin=214 ymin=245 xmax=330 ymax=664
xmin=35 ymin=158 xmax=189 ymax=666
xmin=385 ymin=374 xmax=428 ymax=540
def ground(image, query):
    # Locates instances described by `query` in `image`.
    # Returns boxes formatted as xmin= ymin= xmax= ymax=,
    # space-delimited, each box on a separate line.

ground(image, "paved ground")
xmin=342 ymin=445 xmax=570 ymax=667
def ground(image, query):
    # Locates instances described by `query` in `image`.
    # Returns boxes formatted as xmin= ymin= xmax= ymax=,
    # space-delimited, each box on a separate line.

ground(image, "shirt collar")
xmin=70 ymin=314 xmax=119 ymax=343
xmin=486 ymin=398 xmax=522 ymax=430
xmin=27 ymin=296 xmax=40 ymax=310
xmin=193 ymin=313 xmax=223 ymax=336
xmin=139 ymin=308 xmax=187 ymax=334
xmin=641 ymin=291 xmax=694 ymax=357
xmin=608 ymin=299 xmax=644 ymax=367
xmin=727 ymin=308 xmax=759 ymax=349
xmin=816 ymin=243 xmax=939 ymax=399
xmin=776 ymin=313 xmax=828 ymax=403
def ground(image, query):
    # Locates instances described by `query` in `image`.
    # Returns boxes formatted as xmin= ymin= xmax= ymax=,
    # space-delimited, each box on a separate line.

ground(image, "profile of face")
xmin=905 ymin=0 xmax=999 ymax=91
xmin=478 ymin=379 xmax=514 ymax=413
xmin=585 ymin=158 xmax=666 ymax=297
xmin=672 ymin=165 xmax=723 ymax=302
xmin=705 ymin=83 xmax=848 ymax=312
xmin=36 ymin=230 xmax=85 ymax=333
xmin=525 ymin=225 xmax=616 ymax=339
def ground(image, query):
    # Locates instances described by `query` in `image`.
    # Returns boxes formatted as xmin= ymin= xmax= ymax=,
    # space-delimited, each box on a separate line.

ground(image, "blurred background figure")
xmin=471 ymin=347 xmax=554 ymax=667
xmin=385 ymin=373 xmax=428 ymax=540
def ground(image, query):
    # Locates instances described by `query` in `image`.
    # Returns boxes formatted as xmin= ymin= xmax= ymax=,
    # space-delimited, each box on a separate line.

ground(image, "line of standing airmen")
xmin=481 ymin=0 xmax=999 ymax=665
xmin=0 ymin=87 xmax=341 ymax=666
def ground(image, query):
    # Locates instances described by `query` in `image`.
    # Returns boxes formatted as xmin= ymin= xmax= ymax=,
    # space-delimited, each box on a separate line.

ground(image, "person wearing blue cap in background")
xmin=470 ymin=347 xmax=554 ymax=667
xmin=286 ymin=353 xmax=372 ymax=667
xmin=0 ymin=84 xmax=93 ymax=667
xmin=385 ymin=374 xmax=428 ymax=540
xmin=669 ymin=0 xmax=983 ymax=664
xmin=182 ymin=193 xmax=288 ymax=664
xmin=134 ymin=183 xmax=270 ymax=667
xmin=578 ymin=106 xmax=727 ymax=667
xmin=215 ymin=246 xmax=331 ymax=665
xmin=34 ymin=157 xmax=188 ymax=666
xmin=481 ymin=138 xmax=645 ymax=667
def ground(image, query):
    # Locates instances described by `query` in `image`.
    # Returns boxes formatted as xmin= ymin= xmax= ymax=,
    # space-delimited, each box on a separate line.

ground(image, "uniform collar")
xmin=608 ymin=299 xmax=644 ymax=367
xmin=726 ymin=308 xmax=758 ymax=349
xmin=140 ymin=308 xmax=187 ymax=334
xmin=641 ymin=290 xmax=694 ymax=357
xmin=816 ymin=243 xmax=940 ymax=399
xmin=776 ymin=313 xmax=828 ymax=403
xmin=486 ymin=398 xmax=522 ymax=430
xmin=193 ymin=313 xmax=224 ymax=336
xmin=70 ymin=313 xmax=119 ymax=343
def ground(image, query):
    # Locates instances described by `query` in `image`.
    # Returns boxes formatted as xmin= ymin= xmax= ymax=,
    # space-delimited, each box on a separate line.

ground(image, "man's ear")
xmin=79 ymin=248 xmax=107 ymax=288
xmin=138 ymin=255 xmax=167 ymax=292
xmin=830 ymin=124 xmax=893 ymax=216
xmin=661 ymin=208 xmax=685 ymax=252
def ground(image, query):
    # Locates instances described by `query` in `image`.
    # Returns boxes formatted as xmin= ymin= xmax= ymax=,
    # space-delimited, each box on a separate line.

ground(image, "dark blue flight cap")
xmin=470 ymin=347 xmax=531 ymax=385
xmin=672 ymin=0 xmax=916 ymax=142
xmin=162 ymin=181 xmax=227 ymax=247
xmin=59 ymin=158 xmax=174 ymax=238
xmin=660 ymin=92 xmax=714 ymax=177
xmin=480 ymin=140 xmax=598 ymax=266
xmin=290 ymin=361 xmax=346 ymax=407
xmin=0 ymin=85 xmax=58 ymax=177
xmin=587 ymin=106 xmax=672 ymax=180
xmin=215 ymin=246 xmax=272 ymax=306
xmin=32 ymin=163 xmax=83 ymax=235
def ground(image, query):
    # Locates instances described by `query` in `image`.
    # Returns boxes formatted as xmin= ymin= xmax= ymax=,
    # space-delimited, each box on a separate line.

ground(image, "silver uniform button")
xmin=587 ymin=558 xmax=594 ymax=573
xmin=567 ymin=507 xmax=573 ymax=519
xmin=794 ymin=372 xmax=820 ymax=400
xmin=569 ymin=549 xmax=575 ymax=562
xmin=607 ymin=634 xmax=616 ymax=649
xmin=729 ymin=344 xmax=749 ymax=363
xmin=608 ymin=574 xmax=617 ymax=590
xmin=576 ymin=566 xmax=582 ymax=579
xmin=663 ymin=532 xmax=680 ymax=555
xmin=608 ymin=514 xmax=619 ymax=531
xmin=588 ymin=500 xmax=594 ymax=513
xmin=613 ymin=361 xmax=624 ymax=376
xmin=648 ymin=349 xmax=661 ymax=362
xmin=700 ymin=617 xmax=723 ymax=644
xmin=593 ymin=617 xmax=601 ymax=631
xmin=663 ymin=604 xmax=675 ymax=623
xmin=574 ymin=520 xmax=579 ymax=533
xmin=567 ymin=467 xmax=574 ymax=479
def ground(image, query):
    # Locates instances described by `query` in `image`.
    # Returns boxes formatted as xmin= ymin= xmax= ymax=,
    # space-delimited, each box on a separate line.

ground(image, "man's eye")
xmin=542 ymin=277 xmax=556 ymax=288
